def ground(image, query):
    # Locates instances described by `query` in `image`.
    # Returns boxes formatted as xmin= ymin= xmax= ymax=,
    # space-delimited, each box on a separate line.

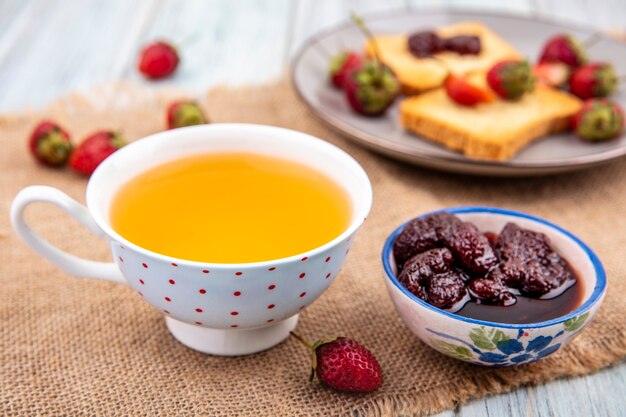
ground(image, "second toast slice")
xmin=400 ymin=85 xmax=582 ymax=160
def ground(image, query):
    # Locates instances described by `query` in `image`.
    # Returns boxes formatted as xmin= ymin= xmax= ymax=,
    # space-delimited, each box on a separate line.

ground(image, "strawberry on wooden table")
xmin=69 ymin=131 xmax=127 ymax=176
xmin=29 ymin=120 xmax=72 ymax=167
xmin=167 ymin=100 xmax=208 ymax=129
xmin=138 ymin=40 xmax=180 ymax=79
xmin=444 ymin=74 xmax=494 ymax=106
xmin=291 ymin=332 xmax=382 ymax=394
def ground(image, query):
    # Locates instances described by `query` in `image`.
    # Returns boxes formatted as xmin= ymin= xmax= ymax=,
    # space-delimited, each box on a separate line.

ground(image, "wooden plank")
xmin=127 ymin=0 xmax=294 ymax=90
xmin=0 ymin=0 xmax=158 ymax=111
xmin=407 ymin=0 xmax=533 ymax=14
xmin=287 ymin=0 xmax=408 ymax=58
xmin=531 ymin=0 xmax=626 ymax=29
xmin=430 ymin=363 xmax=626 ymax=417
xmin=0 ymin=0 xmax=33 ymax=40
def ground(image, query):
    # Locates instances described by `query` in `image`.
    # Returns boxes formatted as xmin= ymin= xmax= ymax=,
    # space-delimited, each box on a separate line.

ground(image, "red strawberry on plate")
xmin=138 ymin=41 xmax=179 ymax=79
xmin=445 ymin=74 xmax=495 ymax=106
xmin=329 ymin=51 xmax=362 ymax=89
xmin=572 ymin=98 xmax=624 ymax=141
xmin=342 ymin=14 xmax=400 ymax=116
xmin=533 ymin=62 xmax=570 ymax=88
xmin=487 ymin=60 xmax=535 ymax=100
xmin=167 ymin=100 xmax=208 ymax=129
xmin=29 ymin=120 xmax=72 ymax=167
xmin=69 ymin=131 xmax=127 ymax=176
xmin=538 ymin=34 xmax=586 ymax=68
xmin=291 ymin=332 xmax=382 ymax=393
xmin=569 ymin=62 xmax=618 ymax=99
xmin=343 ymin=59 xmax=400 ymax=116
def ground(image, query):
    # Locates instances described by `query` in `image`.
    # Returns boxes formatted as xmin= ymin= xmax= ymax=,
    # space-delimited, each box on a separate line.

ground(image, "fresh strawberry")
xmin=138 ymin=41 xmax=179 ymax=79
xmin=167 ymin=100 xmax=208 ymax=129
xmin=343 ymin=59 xmax=400 ymax=116
xmin=329 ymin=51 xmax=362 ymax=89
xmin=569 ymin=62 xmax=617 ymax=99
xmin=572 ymin=99 xmax=624 ymax=141
xmin=486 ymin=60 xmax=535 ymax=100
xmin=291 ymin=333 xmax=382 ymax=393
xmin=445 ymin=74 xmax=495 ymax=106
xmin=538 ymin=34 xmax=586 ymax=68
xmin=69 ymin=131 xmax=127 ymax=176
xmin=29 ymin=120 xmax=72 ymax=167
xmin=342 ymin=15 xmax=400 ymax=116
xmin=533 ymin=62 xmax=570 ymax=88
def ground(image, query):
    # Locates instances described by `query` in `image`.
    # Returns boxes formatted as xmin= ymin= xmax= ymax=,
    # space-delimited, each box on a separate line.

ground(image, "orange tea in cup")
xmin=110 ymin=152 xmax=352 ymax=263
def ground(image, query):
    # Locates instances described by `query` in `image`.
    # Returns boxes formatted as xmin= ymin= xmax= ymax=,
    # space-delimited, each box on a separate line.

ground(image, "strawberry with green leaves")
xmin=167 ymin=100 xmax=208 ymax=129
xmin=487 ymin=60 xmax=535 ymax=100
xmin=329 ymin=51 xmax=362 ymax=89
xmin=29 ymin=120 xmax=72 ymax=167
xmin=291 ymin=332 xmax=382 ymax=393
xmin=69 ymin=130 xmax=127 ymax=176
xmin=343 ymin=14 xmax=400 ymax=117
xmin=538 ymin=34 xmax=587 ymax=68
xmin=344 ymin=60 xmax=400 ymax=116
xmin=572 ymin=98 xmax=624 ymax=141
xmin=569 ymin=62 xmax=618 ymax=100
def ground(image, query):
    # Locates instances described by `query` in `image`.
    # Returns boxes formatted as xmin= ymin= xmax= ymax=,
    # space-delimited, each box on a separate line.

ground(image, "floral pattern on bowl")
xmin=382 ymin=207 xmax=607 ymax=366
xmin=427 ymin=312 xmax=590 ymax=366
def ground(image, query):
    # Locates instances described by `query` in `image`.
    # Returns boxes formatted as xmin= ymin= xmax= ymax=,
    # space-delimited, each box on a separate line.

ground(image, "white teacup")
xmin=11 ymin=124 xmax=372 ymax=355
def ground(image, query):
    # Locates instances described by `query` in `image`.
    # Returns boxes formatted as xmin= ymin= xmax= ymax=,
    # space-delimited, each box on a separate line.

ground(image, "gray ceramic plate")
xmin=291 ymin=9 xmax=626 ymax=176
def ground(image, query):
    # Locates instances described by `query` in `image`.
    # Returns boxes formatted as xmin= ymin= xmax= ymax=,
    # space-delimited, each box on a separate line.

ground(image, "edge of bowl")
xmin=381 ymin=206 xmax=607 ymax=329
xmin=86 ymin=123 xmax=373 ymax=269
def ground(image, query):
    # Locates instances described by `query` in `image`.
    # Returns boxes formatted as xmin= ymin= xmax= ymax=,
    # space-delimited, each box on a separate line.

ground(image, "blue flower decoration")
xmin=536 ymin=344 xmax=561 ymax=359
xmin=496 ymin=339 xmax=523 ymax=354
xmin=526 ymin=336 xmax=553 ymax=352
xmin=510 ymin=353 xmax=533 ymax=363
xmin=479 ymin=352 xmax=509 ymax=363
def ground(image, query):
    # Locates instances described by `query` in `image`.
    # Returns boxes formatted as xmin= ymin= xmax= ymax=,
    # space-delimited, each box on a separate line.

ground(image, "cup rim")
xmin=86 ymin=123 xmax=373 ymax=268
xmin=381 ymin=206 xmax=607 ymax=329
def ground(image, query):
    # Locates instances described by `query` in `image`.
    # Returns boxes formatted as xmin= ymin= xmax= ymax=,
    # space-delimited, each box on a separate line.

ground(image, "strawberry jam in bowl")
xmin=382 ymin=207 xmax=606 ymax=366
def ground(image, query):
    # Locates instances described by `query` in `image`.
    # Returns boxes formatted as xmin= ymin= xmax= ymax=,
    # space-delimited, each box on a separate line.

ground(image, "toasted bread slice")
xmin=400 ymin=83 xmax=582 ymax=160
xmin=366 ymin=21 xmax=522 ymax=95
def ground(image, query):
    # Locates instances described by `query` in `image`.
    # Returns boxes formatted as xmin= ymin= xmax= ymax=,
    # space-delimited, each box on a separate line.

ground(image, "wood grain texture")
xmin=0 ymin=0 xmax=624 ymax=416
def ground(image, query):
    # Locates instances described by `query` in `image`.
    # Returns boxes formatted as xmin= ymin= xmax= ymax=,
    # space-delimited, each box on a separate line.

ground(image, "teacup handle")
xmin=11 ymin=185 xmax=125 ymax=283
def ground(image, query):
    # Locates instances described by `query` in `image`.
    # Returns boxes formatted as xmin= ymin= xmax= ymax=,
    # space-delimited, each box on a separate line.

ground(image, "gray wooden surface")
xmin=0 ymin=0 xmax=624 ymax=415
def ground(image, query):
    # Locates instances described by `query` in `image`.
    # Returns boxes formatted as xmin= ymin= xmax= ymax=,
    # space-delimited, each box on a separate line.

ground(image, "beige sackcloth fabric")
xmin=1 ymin=80 xmax=625 ymax=417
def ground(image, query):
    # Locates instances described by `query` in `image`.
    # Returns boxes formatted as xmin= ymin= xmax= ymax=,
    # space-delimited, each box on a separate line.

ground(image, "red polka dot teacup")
xmin=11 ymin=124 xmax=372 ymax=355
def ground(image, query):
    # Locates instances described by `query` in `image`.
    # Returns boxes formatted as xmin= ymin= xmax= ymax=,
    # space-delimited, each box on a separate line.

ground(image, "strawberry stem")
xmin=351 ymin=13 xmax=382 ymax=63
xmin=290 ymin=332 xmax=313 ymax=349
xmin=582 ymin=31 xmax=603 ymax=49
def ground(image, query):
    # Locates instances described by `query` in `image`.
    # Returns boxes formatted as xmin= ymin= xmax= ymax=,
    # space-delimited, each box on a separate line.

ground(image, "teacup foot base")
xmin=165 ymin=315 xmax=299 ymax=356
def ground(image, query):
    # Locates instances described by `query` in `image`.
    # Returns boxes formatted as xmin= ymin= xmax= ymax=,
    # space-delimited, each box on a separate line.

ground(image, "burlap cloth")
xmin=1 ymin=80 xmax=625 ymax=417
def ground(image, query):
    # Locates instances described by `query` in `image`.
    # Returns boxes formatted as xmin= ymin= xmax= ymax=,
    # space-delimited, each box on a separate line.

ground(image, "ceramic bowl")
xmin=382 ymin=207 xmax=606 ymax=366
xmin=12 ymin=124 xmax=373 ymax=356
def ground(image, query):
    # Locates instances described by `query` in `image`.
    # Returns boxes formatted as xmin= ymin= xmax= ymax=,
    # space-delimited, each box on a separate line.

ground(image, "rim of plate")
xmin=381 ymin=206 xmax=607 ymax=329
xmin=291 ymin=8 xmax=626 ymax=172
